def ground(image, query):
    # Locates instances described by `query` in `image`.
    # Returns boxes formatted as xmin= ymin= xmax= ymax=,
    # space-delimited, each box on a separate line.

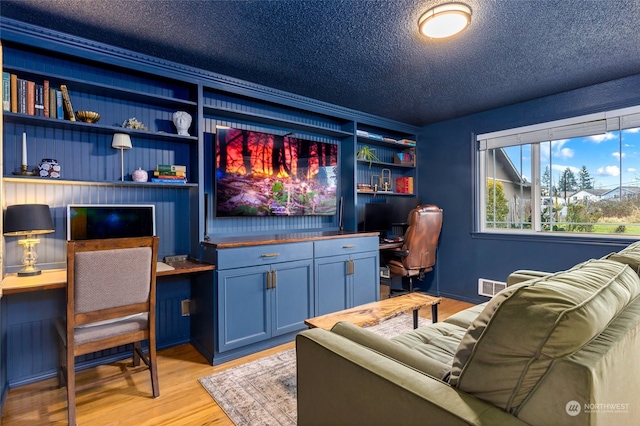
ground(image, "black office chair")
xmin=386 ymin=204 xmax=443 ymax=293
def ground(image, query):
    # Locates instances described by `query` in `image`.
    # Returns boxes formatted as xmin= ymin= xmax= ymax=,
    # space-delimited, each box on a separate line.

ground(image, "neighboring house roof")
xmin=601 ymin=186 xmax=640 ymax=198
xmin=568 ymin=189 xmax=608 ymax=198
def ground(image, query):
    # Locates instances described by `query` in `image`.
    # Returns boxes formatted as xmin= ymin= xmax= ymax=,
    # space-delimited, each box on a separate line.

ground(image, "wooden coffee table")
xmin=304 ymin=292 xmax=441 ymax=331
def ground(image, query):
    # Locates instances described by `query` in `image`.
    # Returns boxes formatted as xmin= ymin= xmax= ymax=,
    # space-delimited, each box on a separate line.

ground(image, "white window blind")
xmin=478 ymin=106 xmax=640 ymax=151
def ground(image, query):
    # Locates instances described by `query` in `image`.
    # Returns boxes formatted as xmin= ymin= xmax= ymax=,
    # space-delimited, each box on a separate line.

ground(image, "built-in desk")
xmin=0 ymin=259 xmax=215 ymax=394
xmin=0 ymin=260 xmax=215 ymax=295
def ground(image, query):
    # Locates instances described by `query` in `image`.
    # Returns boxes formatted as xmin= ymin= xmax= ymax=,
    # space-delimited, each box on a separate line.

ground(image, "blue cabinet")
xmin=314 ymin=236 xmax=380 ymax=316
xmin=214 ymin=242 xmax=314 ymax=353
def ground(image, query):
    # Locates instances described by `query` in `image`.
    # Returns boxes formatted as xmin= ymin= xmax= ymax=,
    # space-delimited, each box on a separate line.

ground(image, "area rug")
xmin=198 ymin=314 xmax=431 ymax=426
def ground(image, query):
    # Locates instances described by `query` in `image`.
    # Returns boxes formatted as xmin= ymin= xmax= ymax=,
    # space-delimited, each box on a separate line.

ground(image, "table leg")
xmin=431 ymin=303 xmax=439 ymax=323
xmin=413 ymin=308 xmax=419 ymax=329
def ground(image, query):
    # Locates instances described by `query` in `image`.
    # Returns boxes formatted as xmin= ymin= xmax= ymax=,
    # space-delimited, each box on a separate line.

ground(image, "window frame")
xmin=476 ymin=105 xmax=640 ymax=238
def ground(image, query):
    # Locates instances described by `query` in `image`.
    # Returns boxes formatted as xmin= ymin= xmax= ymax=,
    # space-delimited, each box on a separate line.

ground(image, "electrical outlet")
xmin=181 ymin=299 xmax=191 ymax=316
xmin=164 ymin=254 xmax=188 ymax=262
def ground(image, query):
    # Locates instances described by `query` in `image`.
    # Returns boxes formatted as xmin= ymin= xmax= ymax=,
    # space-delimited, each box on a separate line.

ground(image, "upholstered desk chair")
xmin=386 ymin=204 xmax=443 ymax=293
xmin=56 ymin=236 xmax=159 ymax=426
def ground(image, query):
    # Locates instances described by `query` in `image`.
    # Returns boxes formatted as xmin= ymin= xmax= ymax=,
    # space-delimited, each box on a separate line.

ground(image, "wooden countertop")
xmin=202 ymin=230 xmax=379 ymax=249
xmin=1 ymin=259 xmax=214 ymax=295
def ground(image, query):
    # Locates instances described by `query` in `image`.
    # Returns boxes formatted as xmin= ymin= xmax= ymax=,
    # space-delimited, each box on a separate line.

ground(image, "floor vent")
xmin=478 ymin=278 xmax=507 ymax=297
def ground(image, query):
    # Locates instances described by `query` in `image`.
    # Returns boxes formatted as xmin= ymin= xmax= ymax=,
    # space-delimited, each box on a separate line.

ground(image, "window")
xmin=478 ymin=106 xmax=640 ymax=236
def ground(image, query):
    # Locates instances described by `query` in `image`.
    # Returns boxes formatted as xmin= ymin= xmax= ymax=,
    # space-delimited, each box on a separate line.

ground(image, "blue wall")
xmin=419 ymin=73 xmax=640 ymax=303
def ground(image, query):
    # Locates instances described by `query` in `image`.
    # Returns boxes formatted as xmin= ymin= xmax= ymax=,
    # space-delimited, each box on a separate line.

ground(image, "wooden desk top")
xmin=304 ymin=292 xmax=441 ymax=330
xmin=1 ymin=259 xmax=215 ymax=296
xmin=202 ymin=230 xmax=379 ymax=249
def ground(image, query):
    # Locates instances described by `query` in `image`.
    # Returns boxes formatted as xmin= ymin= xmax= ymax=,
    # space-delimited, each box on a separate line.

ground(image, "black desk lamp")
xmin=3 ymin=204 xmax=55 ymax=276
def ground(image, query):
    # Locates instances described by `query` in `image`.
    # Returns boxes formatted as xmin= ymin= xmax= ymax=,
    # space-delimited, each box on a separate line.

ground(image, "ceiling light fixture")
xmin=419 ymin=3 xmax=471 ymax=39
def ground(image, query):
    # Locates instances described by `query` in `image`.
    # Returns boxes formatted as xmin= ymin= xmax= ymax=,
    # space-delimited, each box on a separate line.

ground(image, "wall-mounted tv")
xmin=215 ymin=127 xmax=339 ymax=217
xmin=66 ymin=204 xmax=156 ymax=241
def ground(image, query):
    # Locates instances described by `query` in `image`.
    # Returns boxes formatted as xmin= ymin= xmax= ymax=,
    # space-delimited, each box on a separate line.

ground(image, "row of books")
xmin=356 ymin=129 xmax=416 ymax=146
xmin=2 ymin=73 xmax=74 ymax=120
xmin=395 ymin=177 xmax=414 ymax=194
xmin=151 ymin=164 xmax=188 ymax=184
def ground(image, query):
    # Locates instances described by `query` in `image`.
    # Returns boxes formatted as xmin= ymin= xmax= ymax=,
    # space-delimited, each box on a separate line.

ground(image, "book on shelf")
xmin=10 ymin=74 xmax=18 ymax=113
xmin=26 ymin=80 xmax=35 ymax=115
xmin=2 ymin=72 xmax=10 ymax=111
xmin=395 ymin=177 xmax=414 ymax=194
xmin=397 ymin=139 xmax=416 ymax=146
xmin=35 ymin=84 xmax=44 ymax=116
xmin=17 ymin=78 xmax=27 ymax=114
xmin=151 ymin=177 xmax=188 ymax=184
xmin=59 ymin=84 xmax=76 ymax=121
xmin=48 ymin=88 xmax=57 ymax=119
xmin=156 ymin=164 xmax=187 ymax=173
xmin=153 ymin=174 xmax=187 ymax=180
xmin=153 ymin=170 xmax=186 ymax=177
xmin=43 ymin=80 xmax=50 ymax=118
xmin=56 ymin=89 xmax=64 ymax=119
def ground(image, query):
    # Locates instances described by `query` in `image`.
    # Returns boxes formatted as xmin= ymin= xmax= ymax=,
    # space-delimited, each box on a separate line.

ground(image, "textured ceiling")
xmin=1 ymin=0 xmax=639 ymax=126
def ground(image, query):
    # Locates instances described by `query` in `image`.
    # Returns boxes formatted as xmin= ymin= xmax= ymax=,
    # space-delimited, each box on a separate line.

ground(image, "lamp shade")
xmin=3 ymin=204 xmax=55 ymax=236
xmin=112 ymin=133 xmax=132 ymax=150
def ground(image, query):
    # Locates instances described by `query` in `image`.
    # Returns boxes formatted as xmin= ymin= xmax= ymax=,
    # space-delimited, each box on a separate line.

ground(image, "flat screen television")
xmin=215 ymin=127 xmax=339 ymax=217
xmin=66 ymin=204 xmax=156 ymax=241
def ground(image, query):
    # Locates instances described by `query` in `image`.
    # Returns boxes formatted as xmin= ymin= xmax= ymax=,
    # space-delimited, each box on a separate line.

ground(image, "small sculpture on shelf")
xmin=121 ymin=117 xmax=148 ymax=131
xmin=172 ymin=111 xmax=192 ymax=136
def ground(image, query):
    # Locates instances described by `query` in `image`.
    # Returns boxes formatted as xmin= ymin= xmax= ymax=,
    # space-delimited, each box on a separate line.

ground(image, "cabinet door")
xmin=351 ymin=251 xmax=380 ymax=307
xmin=315 ymin=254 xmax=350 ymax=316
xmin=271 ymin=259 xmax=314 ymax=337
xmin=217 ymin=265 xmax=270 ymax=352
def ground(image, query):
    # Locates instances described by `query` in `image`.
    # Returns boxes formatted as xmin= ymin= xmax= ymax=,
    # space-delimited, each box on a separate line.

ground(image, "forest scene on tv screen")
xmin=215 ymin=127 xmax=339 ymax=217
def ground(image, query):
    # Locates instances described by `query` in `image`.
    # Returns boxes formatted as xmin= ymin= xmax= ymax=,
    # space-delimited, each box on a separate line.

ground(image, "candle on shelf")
xmin=22 ymin=132 xmax=27 ymax=166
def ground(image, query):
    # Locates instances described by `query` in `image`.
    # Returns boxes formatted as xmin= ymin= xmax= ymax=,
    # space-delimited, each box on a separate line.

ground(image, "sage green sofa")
xmin=296 ymin=243 xmax=640 ymax=425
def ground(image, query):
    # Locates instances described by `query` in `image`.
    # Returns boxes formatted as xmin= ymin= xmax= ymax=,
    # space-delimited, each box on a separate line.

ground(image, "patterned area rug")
xmin=198 ymin=314 xmax=431 ymax=426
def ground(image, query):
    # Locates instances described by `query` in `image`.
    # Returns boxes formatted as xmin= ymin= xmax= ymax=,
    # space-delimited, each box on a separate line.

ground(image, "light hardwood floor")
xmin=1 ymin=297 xmax=474 ymax=425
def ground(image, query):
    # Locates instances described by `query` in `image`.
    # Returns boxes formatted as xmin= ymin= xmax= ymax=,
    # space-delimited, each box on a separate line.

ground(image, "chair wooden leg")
xmin=149 ymin=339 xmax=160 ymax=398
xmin=133 ymin=341 xmax=141 ymax=367
xmin=58 ymin=338 xmax=66 ymax=388
xmin=66 ymin=346 xmax=77 ymax=426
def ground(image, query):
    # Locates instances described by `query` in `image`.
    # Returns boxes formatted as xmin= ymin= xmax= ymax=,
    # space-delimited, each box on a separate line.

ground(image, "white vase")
xmin=132 ymin=167 xmax=148 ymax=182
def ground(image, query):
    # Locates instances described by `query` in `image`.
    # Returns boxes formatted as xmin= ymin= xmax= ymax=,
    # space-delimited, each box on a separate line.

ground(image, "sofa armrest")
xmin=296 ymin=328 xmax=528 ymax=426
xmin=506 ymin=269 xmax=552 ymax=286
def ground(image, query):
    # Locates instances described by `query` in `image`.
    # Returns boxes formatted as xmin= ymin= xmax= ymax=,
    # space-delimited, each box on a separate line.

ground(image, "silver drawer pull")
xmin=342 ymin=244 xmax=356 ymax=249
xmin=261 ymin=253 xmax=280 ymax=258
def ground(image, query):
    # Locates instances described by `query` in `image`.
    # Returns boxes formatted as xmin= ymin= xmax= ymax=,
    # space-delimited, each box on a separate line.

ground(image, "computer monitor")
xmin=66 ymin=204 xmax=156 ymax=241
xmin=363 ymin=203 xmax=394 ymax=239
xmin=388 ymin=197 xmax=422 ymax=225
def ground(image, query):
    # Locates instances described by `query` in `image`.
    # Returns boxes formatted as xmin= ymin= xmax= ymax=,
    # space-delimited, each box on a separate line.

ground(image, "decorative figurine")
xmin=172 ymin=111 xmax=192 ymax=136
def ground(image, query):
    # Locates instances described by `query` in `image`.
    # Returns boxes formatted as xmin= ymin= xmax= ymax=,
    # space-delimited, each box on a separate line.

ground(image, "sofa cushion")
xmin=603 ymin=240 xmax=640 ymax=275
xmin=448 ymin=258 xmax=640 ymax=413
xmin=390 ymin=321 xmax=467 ymax=369
xmin=330 ymin=321 xmax=450 ymax=379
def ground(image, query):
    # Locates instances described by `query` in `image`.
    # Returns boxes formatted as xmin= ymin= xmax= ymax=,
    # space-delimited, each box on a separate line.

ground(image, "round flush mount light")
xmin=419 ymin=3 xmax=471 ymax=39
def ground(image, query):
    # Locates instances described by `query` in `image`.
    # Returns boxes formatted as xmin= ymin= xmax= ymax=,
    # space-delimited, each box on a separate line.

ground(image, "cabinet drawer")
xmin=314 ymin=236 xmax=379 ymax=258
xmin=216 ymin=242 xmax=313 ymax=270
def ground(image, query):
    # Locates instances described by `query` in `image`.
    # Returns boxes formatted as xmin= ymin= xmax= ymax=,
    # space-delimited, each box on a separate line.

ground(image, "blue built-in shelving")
xmin=0 ymin=17 xmax=419 ymax=391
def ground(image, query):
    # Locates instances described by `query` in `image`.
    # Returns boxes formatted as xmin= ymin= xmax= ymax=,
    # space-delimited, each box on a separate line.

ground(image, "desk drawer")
xmin=314 ymin=236 xmax=379 ymax=258
xmin=216 ymin=242 xmax=313 ymax=270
